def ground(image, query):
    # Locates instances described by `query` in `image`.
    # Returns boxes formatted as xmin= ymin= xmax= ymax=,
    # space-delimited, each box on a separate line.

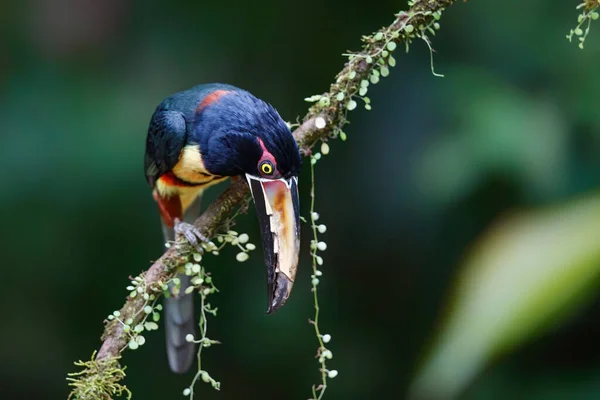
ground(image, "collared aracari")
xmin=144 ymin=83 xmax=302 ymax=373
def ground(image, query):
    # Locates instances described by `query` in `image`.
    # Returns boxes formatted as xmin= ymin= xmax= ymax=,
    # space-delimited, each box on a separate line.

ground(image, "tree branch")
xmin=71 ymin=1 xmax=458 ymax=397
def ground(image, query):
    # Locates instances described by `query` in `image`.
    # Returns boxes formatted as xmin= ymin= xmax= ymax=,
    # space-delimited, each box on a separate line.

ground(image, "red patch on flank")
xmin=153 ymin=190 xmax=182 ymax=228
xmin=159 ymin=171 xmax=193 ymax=187
xmin=196 ymin=90 xmax=232 ymax=113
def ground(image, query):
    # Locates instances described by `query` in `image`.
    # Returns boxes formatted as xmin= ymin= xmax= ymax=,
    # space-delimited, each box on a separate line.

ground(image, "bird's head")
xmin=196 ymin=89 xmax=302 ymax=314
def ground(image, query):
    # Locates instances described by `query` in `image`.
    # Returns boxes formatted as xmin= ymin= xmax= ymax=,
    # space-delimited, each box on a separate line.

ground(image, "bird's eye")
xmin=260 ymin=160 xmax=274 ymax=175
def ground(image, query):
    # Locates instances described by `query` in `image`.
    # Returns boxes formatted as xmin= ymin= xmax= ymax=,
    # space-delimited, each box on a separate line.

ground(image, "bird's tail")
xmin=162 ymin=196 xmax=202 ymax=373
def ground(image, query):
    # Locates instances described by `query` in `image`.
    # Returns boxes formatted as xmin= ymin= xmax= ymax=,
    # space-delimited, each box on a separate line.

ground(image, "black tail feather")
xmin=163 ymin=195 xmax=202 ymax=373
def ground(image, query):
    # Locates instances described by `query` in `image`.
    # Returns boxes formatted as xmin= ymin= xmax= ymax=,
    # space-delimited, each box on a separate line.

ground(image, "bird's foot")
xmin=174 ymin=219 xmax=209 ymax=252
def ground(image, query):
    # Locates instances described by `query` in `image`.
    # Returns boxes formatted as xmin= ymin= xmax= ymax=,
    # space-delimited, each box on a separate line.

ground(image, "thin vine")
xmin=308 ymin=149 xmax=336 ymax=400
xmin=568 ymin=0 xmax=599 ymax=48
xmin=182 ymin=261 xmax=222 ymax=397
xmin=178 ymin=231 xmax=257 ymax=397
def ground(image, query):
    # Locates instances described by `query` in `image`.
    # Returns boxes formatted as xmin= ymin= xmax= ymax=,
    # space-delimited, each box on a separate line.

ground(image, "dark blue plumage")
xmin=144 ymin=111 xmax=187 ymax=185
xmin=196 ymin=89 xmax=301 ymax=178
xmin=144 ymin=83 xmax=301 ymax=186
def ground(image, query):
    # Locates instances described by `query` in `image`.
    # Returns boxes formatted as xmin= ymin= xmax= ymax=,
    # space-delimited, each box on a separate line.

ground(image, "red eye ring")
xmin=259 ymin=160 xmax=274 ymax=175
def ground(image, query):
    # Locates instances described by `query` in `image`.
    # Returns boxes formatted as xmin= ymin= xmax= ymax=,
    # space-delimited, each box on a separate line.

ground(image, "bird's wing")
xmin=144 ymin=110 xmax=188 ymax=185
xmin=144 ymin=108 xmax=198 ymax=373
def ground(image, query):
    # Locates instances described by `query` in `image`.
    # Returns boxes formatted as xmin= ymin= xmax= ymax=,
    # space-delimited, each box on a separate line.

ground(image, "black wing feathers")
xmin=144 ymin=111 xmax=187 ymax=185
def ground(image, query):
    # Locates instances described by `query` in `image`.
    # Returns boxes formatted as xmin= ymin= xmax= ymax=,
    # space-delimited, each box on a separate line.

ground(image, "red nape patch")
xmin=196 ymin=90 xmax=232 ymax=113
xmin=153 ymin=190 xmax=182 ymax=228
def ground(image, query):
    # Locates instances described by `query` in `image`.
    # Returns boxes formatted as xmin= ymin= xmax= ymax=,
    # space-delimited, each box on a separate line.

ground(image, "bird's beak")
xmin=246 ymin=174 xmax=300 ymax=314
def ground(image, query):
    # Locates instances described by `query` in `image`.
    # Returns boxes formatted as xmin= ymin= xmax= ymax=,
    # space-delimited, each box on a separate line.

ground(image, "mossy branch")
xmin=67 ymin=1 xmax=458 ymax=398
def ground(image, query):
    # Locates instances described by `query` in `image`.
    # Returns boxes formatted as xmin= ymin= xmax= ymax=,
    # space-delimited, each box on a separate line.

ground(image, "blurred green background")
xmin=2 ymin=0 xmax=600 ymax=399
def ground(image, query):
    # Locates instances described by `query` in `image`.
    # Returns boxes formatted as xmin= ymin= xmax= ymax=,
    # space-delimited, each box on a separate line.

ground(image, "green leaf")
xmin=409 ymin=193 xmax=600 ymax=400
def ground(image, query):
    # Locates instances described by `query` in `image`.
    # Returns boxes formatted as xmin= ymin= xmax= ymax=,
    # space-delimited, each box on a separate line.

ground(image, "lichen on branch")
xmin=67 ymin=352 xmax=131 ymax=400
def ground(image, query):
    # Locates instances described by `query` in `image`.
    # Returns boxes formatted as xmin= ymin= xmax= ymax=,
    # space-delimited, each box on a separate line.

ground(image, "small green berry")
xmin=144 ymin=321 xmax=159 ymax=330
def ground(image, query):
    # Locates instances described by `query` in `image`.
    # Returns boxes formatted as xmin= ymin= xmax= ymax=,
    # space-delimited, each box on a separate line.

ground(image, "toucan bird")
xmin=144 ymin=83 xmax=302 ymax=373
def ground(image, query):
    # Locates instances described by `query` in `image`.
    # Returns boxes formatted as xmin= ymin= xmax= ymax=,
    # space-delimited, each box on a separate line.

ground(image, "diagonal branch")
xmin=90 ymin=0 xmax=456 ymax=376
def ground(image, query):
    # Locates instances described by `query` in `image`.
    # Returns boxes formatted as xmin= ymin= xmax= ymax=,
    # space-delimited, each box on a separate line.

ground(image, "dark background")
xmin=2 ymin=0 xmax=600 ymax=399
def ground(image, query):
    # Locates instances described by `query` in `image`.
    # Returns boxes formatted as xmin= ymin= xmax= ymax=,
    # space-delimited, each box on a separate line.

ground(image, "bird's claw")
xmin=174 ymin=219 xmax=209 ymax=252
